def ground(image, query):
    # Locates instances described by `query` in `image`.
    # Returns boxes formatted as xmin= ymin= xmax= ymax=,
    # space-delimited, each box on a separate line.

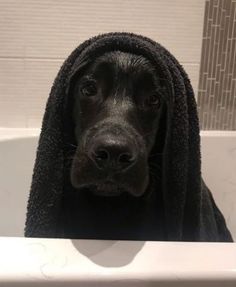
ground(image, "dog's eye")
xmin=145 ymin=93 xmax=161 ymax=107
xmin=80 ymin=80 xmax=97 ymax=97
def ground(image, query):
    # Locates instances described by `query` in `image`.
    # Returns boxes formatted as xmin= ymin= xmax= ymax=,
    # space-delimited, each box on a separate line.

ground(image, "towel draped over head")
xmin=25 ymin=32 xmax=233 ymax=242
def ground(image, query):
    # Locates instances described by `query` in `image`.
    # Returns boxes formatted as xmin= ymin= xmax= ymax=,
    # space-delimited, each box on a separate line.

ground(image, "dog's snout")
xmin=89 ymin=136 xmax=137 ymax=171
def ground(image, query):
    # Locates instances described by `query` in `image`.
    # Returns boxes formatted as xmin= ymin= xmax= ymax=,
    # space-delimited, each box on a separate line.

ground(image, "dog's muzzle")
xmin=71 ymin=122 xmax=148 ymax=197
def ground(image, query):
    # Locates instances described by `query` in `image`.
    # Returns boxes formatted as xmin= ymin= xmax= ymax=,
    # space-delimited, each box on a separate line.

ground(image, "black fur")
xmin=65 ymin=51 xmax=167 ymax=240
xmin=71 ymin=51 xmax=166 ymax=196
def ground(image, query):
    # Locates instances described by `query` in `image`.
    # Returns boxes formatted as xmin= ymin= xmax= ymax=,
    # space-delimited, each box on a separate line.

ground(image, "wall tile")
xmin=0 ymin=0 xmax=205 ymax=127
xmin=198 ymin=0 xmax=236 ymax=130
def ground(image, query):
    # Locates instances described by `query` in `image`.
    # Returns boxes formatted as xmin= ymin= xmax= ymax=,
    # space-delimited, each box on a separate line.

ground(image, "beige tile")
xmin=0 ymin=0 xmax=205 ymax=63
xmin=0 ymin=59 xmax=26 ymax=127
xmin=0 ymin=59 xmax=62 ymax=127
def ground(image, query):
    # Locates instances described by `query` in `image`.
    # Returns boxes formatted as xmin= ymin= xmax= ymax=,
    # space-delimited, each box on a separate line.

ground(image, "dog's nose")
xmin=89 ymin=137 xmax=137 ymax=171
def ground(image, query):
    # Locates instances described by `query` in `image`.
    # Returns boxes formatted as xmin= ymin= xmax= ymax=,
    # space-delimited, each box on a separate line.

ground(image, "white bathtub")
xmin=0 ymin=128 xmax=236 ymax=286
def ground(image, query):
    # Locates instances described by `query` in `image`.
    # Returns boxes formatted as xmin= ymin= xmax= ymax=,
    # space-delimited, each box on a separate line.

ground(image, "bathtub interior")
xmin=0 ymin=128 xmax=235 ymax=240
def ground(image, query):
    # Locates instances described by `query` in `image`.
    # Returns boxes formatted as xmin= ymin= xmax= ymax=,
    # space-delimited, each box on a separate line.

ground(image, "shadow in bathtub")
xmin=71 ymin=239 xmax=145 ymax=267
xmin=0 ymin=136 xmax=38 ymax=237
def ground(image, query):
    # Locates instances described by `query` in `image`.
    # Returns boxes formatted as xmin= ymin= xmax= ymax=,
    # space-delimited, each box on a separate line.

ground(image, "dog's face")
xmin=70 ymin=51 xmax=166 ymax=197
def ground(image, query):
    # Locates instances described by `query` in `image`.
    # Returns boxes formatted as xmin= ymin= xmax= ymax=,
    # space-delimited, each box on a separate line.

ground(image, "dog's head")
xmin=70 ymin=51 xmax=167 ymax=197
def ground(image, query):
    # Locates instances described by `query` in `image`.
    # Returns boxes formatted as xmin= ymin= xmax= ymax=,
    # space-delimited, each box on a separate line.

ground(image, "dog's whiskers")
xmin=149 ymin=163 xmax=161 ymax=170
xmin=148 ymin=152 xmax=163 ymax=158
xmin=142 ymin=131 xmax=153 ymax=139
xmin=148 ymin=171 xmax=161 ymax=181
xmin=65 ymin=142 xmax=77 ymax=149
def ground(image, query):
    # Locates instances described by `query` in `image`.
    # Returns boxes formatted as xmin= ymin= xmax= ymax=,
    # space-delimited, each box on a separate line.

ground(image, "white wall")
xmin=0 ymin=0 xmax=205 ymax=127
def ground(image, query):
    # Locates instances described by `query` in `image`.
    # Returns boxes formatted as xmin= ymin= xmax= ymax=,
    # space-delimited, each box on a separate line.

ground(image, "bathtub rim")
xmin=0 ymin=236 xmax=236 ymax=285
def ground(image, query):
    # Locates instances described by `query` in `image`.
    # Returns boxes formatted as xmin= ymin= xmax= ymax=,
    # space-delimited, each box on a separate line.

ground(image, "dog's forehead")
xmin=91 ymin=51 xmax=156 ymax=76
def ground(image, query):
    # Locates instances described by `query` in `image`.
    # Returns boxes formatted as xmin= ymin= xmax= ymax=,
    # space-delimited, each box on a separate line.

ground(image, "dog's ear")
xmin=66 ymin=67 xmax=85 ymax=98
xmin=153 ymin=101 xmax=167 ymax=154
xmin=149 ymin=69 xmax=170 ymax=156
xmin=154 ymin=65 xmax=172 ymax=103
xmin=63 ymin=69 xmax=86 ymax=147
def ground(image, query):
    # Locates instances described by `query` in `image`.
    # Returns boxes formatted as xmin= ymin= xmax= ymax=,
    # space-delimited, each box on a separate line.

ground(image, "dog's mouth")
xmin=93 ymin=180 xmax=125 ymax=196
xmin=70 ymin=153 xmax=150 ymax=197
xmin=76 ymin=180 xmax=131 ymax=197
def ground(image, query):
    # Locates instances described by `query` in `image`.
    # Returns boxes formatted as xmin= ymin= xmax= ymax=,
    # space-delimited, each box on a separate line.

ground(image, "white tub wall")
xmin=0 ymin=128 xmax=235 ymax=240
xmin=0 ymin=0 xmax=205 ymax=128
xmin=200 ymin=132 xmax=236 ymax=241
xmin=0 ymin=129 xmax=39 ymax=237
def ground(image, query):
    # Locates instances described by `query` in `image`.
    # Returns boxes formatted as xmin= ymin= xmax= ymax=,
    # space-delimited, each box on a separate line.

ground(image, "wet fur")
xmin=64 ymin=51 xmax=168 ymax=240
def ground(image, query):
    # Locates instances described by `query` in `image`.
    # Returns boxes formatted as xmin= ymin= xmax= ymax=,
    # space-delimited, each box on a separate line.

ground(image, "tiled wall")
xmin=2 ymin=1 xmax=235 ymax=130
xmin=0 ymin=0 xmax=205 ymax=127
xmin=198 ymin=0 xmax=236 ymax=130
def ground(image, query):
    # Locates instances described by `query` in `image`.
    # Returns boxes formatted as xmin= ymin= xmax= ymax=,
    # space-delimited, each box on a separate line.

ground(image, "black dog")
xmin=25 ymin=33 xmax=233 ymax=241
xmin=66 ymin=51 xmax=167 ymax=240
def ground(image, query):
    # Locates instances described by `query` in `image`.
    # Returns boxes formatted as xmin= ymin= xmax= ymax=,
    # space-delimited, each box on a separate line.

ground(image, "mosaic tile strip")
xmin=198 ymin=0 xmax=236 ymax=130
